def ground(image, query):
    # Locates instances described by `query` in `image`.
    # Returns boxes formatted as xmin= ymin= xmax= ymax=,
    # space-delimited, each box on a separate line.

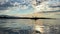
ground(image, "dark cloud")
xmin=41 ymin=10 xmax=60 ymax=13
xmin=0 ymin=0 xmax=31 ymax=10
xmin=0 ymin=2 xmax=14 ymax=10
xmin=49 ymin=6 xmax=60 ymax=8
xmin=0 ymin=7 xmax=8 ymax=10
xmin=0 ymin=2 xmax=13 ymax=7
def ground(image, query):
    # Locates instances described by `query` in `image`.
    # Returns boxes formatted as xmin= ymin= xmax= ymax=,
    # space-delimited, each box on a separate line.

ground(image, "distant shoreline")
xmin=0 ymin=17 xmax=55 ymax=20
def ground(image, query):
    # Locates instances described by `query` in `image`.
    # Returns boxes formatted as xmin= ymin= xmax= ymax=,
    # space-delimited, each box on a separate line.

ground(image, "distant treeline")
xmin=0 ymin=16 xmax=55 ymax=20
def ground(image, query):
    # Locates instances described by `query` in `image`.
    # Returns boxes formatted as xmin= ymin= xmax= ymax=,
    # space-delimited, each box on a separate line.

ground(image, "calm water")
xmin=0 ymin=19 xmax=60 ymax=34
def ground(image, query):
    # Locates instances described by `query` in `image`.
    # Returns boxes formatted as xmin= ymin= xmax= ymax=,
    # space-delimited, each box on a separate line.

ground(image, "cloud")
xmin=0 ymin=0 xmax=34 ymax=15
xmin=0 ymin=0 xmax=5 ymax=2
xmin=0 ymin=0 xmax=33 ymax=10
xmin=34 ymin=0 xmax=60 ymax=13
xmin=49 ymin=2 xmax=60 ymax=8
xmin=0 ymin=1 xmax=14 ymax=11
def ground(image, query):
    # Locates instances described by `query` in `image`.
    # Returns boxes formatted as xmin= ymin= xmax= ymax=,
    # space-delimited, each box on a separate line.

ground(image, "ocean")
xmin=0 ymin=19 xmax=60 ymax=34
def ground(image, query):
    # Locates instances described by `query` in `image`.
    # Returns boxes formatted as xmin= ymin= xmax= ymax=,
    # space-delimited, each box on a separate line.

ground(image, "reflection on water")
xmin=0 ymin=19 xmax=60 ymax=34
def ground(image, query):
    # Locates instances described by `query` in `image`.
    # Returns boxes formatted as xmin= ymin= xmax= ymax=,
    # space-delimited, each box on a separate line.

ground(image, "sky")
xmin=0 ymin=0 xmax=60 ymax=17
xmin=0 ymin=0 xmax=34 ymax=15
